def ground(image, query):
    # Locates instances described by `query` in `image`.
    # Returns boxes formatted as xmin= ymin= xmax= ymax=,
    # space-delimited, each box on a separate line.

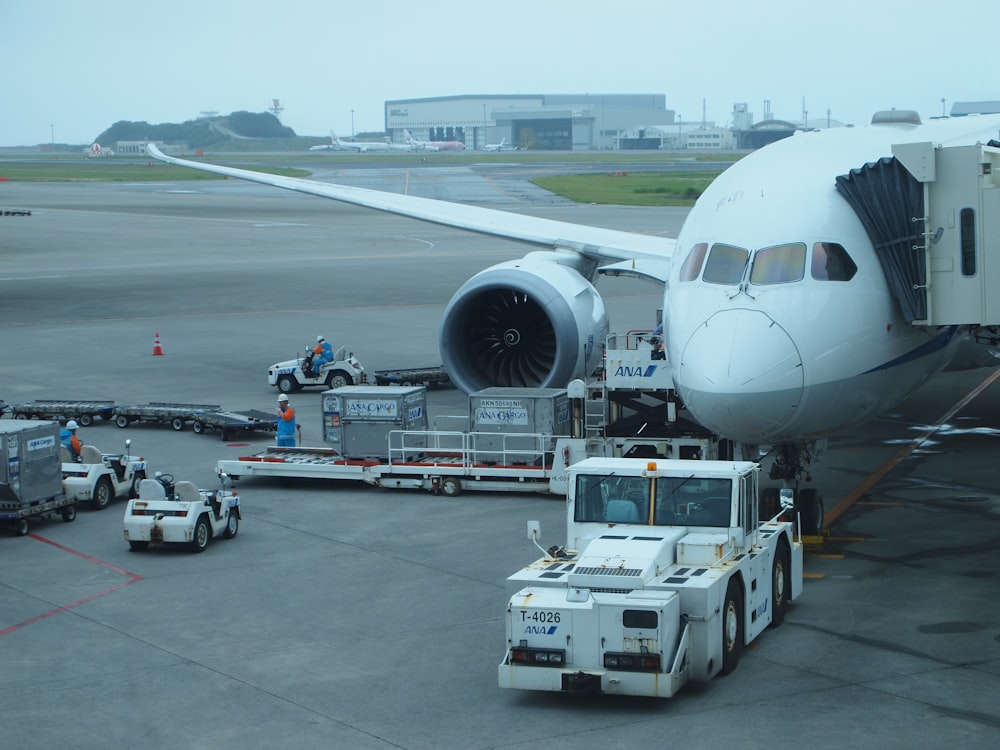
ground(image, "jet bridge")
xmin=837 ymin=141 xmax=1000 ymax=328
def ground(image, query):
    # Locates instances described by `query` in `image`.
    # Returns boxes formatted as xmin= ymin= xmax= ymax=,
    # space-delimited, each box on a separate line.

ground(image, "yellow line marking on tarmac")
xmin=824 ymin=367 xmax=1000 ymax=528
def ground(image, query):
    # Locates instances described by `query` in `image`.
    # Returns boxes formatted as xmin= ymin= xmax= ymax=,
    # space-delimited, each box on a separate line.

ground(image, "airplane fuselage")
xmin=666 ymin=117 xmax=1000 ymax=444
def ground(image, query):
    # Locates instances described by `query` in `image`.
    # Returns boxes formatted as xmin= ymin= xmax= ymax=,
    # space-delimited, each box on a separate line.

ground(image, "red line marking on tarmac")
xmin=825 ymin=367 xmax=1000 ymax=527
xmin=0 ymin=534 xmax=144 ymax=637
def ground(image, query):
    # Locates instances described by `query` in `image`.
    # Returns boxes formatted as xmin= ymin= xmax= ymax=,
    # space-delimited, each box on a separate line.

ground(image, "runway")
xmin=1 ymin=171 xmax=998 ymax=749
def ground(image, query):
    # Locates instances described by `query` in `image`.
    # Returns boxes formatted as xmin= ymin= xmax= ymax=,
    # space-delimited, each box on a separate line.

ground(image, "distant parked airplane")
xmin=482 ymin=137 xmax=515 ymax=152
xmin=310 ymin=131 xmax=414 ymax=153
xmin=404 ymin=129 xmax=465 ymax=151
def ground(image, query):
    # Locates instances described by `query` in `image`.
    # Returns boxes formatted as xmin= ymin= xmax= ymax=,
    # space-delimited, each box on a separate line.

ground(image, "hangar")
xmin=384 ymin=94 xmax=675 ymax=150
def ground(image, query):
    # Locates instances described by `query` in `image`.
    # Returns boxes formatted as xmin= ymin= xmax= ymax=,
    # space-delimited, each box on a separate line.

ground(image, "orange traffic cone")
xmin=152 ymin=332 xmax=164 ymax=356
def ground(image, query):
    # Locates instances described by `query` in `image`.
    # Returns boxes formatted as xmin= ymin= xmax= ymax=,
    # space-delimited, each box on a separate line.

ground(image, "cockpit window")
xmin=678 ymin=243 xmax=708 ymax=282
xmin=750 ymin=243 xmax=806 ymax=285
xmin=702 ymin=243 xmax=749 ymax=285
xmin=811 ymin=242 xmax=857 ymax=281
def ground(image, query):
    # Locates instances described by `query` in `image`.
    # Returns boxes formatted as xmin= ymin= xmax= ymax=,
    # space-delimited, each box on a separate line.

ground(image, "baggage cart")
xmin=372 ymin=365 xmax=451 ymax=389
xmin=9 ymin=399 xmax=116 ymax=427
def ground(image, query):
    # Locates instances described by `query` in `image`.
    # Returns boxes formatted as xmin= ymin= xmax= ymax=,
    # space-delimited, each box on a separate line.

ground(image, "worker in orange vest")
xmin=276 ymin=394 xmax=297 ymax=447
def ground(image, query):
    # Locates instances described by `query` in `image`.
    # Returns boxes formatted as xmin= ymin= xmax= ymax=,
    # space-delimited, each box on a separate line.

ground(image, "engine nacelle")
xmin=440 ymin=252 xmax=608 ymax=393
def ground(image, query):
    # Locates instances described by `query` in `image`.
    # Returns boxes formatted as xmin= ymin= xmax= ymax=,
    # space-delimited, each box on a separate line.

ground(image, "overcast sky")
xmin=3 ymin=0 xmax=995 ymax=146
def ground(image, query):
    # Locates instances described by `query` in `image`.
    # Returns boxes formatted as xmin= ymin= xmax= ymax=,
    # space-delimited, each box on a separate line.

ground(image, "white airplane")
xmin=147 ymin=110 xmax=1000 ymax=513
xmin=319 ymin=131 xmax=398 ymax=153
xmin=405 ymin=129 xmax=465 ymax=151
xmin=482 ymin=137 xmax=514 ymax=152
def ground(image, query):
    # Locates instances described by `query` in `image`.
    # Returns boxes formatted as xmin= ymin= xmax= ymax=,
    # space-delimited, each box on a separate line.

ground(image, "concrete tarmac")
xmin=1 ymin=171 xmax=998 ymax=749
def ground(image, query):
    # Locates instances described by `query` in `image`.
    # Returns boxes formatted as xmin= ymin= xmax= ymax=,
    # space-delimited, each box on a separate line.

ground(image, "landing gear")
xmin=765 ymin=441 xmax=826 ymax=535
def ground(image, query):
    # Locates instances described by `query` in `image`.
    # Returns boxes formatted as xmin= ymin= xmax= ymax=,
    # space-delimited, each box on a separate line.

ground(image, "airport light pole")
xmin=351 ymin=109 xmax=355 ymax=138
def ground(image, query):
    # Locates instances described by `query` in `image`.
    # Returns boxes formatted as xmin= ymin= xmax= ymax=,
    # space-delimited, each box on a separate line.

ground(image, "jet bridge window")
xmin=810 ymin=242 xmax=857 ymax=281
xmin=750 ymin=243 xmax=805 ymax=285
xmin=678 ymin=243 xmax=708 ymax=282
xmin=653 ymin=477 xmax=733 ymax=527
xmin=702 ymin=243 xmax=749 ymax=285
xmin=960 ymin=208 xmax=976 ymax=276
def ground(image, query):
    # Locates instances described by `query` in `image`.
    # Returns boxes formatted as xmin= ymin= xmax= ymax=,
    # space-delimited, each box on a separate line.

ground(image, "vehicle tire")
xmin=171 ymin=417 xmax=185 ymax=431
xmin=15 ymin=518 xmax=29 ymax=536
xmin=78 ymin=414 xmax=93 ymax=427
xmin=93 ymin=476 xmax=114 ymax=510
xmin=326 ymin=370 xmax=350 ymax=389
xmin=797 ymin=489 xmax=825 ymax=536
xmin=129 ymin=471 xmax=146 ymax=499
xmin=721 ymin=577 xmax=744 ymax=675
xmin=190 ymin=516 xmax=211 ymax=553
xmin=770 ymin=539 xmax=791 ymax=628
xmin=115 ymin=415 xmax=129 ymax=428
xmin=223 ymin=511 xmax=239 ymax=539
xmin=191 ymin=420 xmax=204 ymax=434
xmin=14 ymin=413 xmax=27 ymax=420
xmin=220 ymin=430 xmax=229 ymax=441
xmin=440 ymin=477 xmax=461 ymax=497
xmin=276 ymin=375 xmax=298 ymax=394
xmin=129 ymin=540 xmax=149 ymax=551
xmin=61 ymin=504 xmax=77 ymax=522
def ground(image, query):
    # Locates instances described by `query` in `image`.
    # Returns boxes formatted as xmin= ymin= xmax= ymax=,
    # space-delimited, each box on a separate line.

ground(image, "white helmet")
xmin=278 ymin=393 xmax=289 ymax=402
xmin=317 ymin=335 xmax=325 ymax=342
xmin=66 ymin=420 xmax=79 ymax=430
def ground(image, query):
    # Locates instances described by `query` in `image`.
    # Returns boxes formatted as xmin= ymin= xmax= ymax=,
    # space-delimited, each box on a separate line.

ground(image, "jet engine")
xmin=439 ymin=251 xmax=608 ymax=393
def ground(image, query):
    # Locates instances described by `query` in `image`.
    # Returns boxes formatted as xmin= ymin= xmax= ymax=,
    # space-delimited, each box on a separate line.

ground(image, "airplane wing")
xmin=146 ymin=144 xmax=675 ymax=274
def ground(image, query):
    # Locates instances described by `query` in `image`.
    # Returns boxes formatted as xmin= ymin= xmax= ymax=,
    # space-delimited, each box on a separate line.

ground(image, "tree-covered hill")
xmin=96 ymin=111 xmax=295 ymax=148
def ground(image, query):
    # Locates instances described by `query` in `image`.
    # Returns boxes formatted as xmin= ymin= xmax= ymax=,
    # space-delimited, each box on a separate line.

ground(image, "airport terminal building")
xmin=385 ymin=94 xmax=676 ymax=150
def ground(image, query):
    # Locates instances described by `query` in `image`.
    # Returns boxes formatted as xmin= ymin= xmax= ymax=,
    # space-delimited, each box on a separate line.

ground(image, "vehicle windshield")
xmin=574 ymin=474 xmax=733 ymax=527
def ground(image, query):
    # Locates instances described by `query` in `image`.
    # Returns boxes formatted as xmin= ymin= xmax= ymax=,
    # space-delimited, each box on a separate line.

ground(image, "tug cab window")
xmin=702 ymin=244 xmax=749 ymax=285
xmin=811 ymin=242 xmax=857 ymax=281
xmin=679 ymin=243 xmax=708 ymax=282
xmin=574 ymin=475 xmax=651 ymax=524
xmin=654 ymin=477 xmax=732 ymax=527
xmin=750 ymin=243 xmax=806 ymax=285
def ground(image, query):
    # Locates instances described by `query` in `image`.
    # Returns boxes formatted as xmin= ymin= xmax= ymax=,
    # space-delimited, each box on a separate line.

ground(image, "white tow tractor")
xmin=123 ymin=472 xmax=240 ymax=553
xmin=61 ymin=439 xmax=147 ymax=510
xmin=498 ymin=457 xmax=803 ymax=698
xmin=268 ymin=345 xmax=366 ymax=393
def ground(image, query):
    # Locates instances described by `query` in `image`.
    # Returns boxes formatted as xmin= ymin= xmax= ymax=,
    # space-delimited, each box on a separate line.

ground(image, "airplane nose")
xmin=677 ymin=309 xmax=803 ymax=442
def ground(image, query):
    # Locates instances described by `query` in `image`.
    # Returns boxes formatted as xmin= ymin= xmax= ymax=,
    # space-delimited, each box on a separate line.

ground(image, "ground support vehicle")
xmin=111 ymin=403 xmax=276 ymax=439
xmin=217 ymin=433 xmax=580 ymax=496
xmin=1 ymin=419 xmax=77 ymax=535
xmin=9 ymin=399 xmax=116 ymax=426
xmin=123 ymin=473 xmax=240 ymax=553
xmin=61 ymin=440 xmax=147 ymax=510
xmin=268 ymin=346 xmax=366 ymax=393
xmin=217 ymin=380 xmax=719 ymax=497
xmin=497 ymin=457 xmax=803 ymax=698
xmin=373 ymin=365 xmax=451 ymax=389
xmin=2 ymin=494 xmax=78 ymax=536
